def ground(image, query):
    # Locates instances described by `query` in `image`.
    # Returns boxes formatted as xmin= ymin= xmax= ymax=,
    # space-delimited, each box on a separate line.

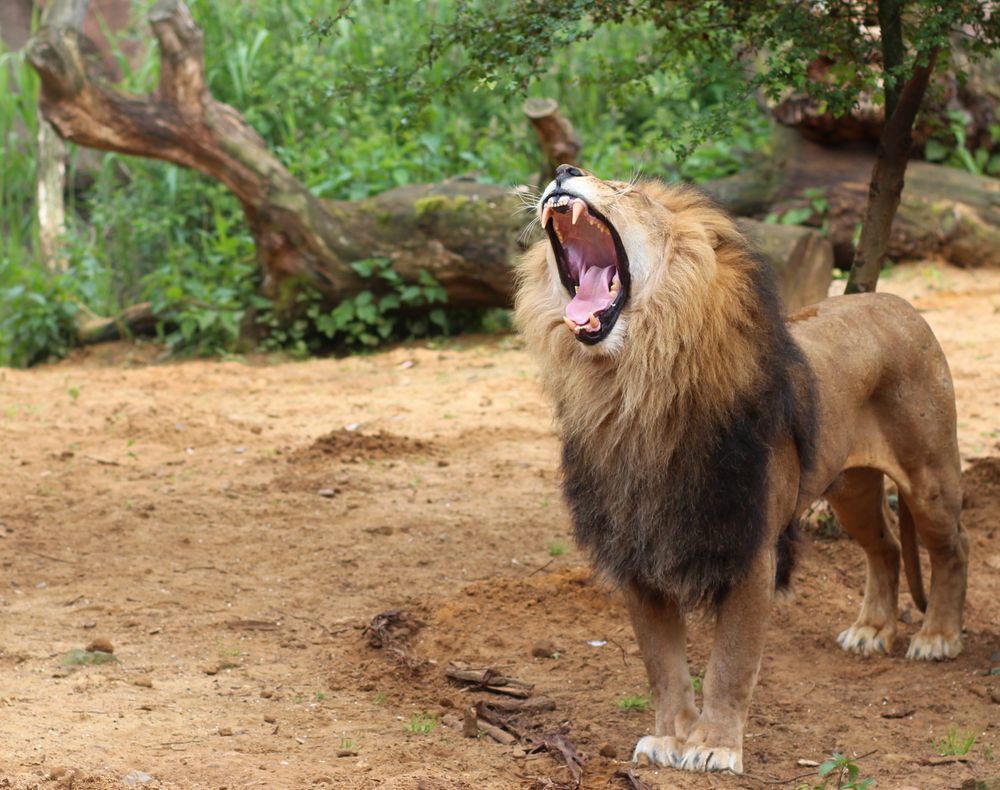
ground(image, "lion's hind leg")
xmin=827 ymin=468 xmax=901 ymax=657
xmin=623 ymin=584 xmax=699 ymax=769
xmin=900 ymin=465 xmax=968 ymax=661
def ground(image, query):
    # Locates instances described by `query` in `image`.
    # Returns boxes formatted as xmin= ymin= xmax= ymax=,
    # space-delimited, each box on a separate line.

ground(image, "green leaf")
xmin=924 ymin=139 xmax=949 ymax=162
xmin=350 ymin=259 xmax=376 ymax=278
xmin=429 ymin=308 xmax=448 ymax=330
xmin=379 ymin=294 xmax=401 ymax=311
xmin=818 ymin=758 xmax=838 ymax=777
xmin=780 ymin=207 xmax=813 ymax=225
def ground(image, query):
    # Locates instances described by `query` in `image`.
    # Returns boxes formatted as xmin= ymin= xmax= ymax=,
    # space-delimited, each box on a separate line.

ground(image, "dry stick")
xmin=527 ymin=557 xmax=555 ymax=577
xmin=25 ymin=549 xmax=73 ymax=564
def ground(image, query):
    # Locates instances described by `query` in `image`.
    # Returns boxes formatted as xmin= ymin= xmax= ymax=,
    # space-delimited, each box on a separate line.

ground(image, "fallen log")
xmin=705 ymin=131 xmax=1000 ymax=270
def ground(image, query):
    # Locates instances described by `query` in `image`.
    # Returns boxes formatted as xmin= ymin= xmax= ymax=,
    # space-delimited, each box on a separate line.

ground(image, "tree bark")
xmin=523 ymin=98 xmax=581 ymax=184
xmin=845 ymin=50 xmax=938 ymax=294
xmin=36 ymin=114 xmax=68 ymax=272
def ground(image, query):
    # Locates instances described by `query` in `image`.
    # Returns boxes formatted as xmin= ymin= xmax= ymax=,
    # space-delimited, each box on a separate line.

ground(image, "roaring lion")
xmin=514 ymin=165 xmax=969 ymax=774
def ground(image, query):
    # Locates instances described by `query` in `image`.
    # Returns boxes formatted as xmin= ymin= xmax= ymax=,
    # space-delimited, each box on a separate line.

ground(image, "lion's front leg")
xmin=623 ymin=583 xmax=699 ymax=768
xmin=677 ymin=547 xmax=776 ymax=774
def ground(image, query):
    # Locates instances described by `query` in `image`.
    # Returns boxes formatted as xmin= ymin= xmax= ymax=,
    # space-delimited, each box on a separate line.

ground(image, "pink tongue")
xmin=566 ymin=265 xmax=614 ymax=325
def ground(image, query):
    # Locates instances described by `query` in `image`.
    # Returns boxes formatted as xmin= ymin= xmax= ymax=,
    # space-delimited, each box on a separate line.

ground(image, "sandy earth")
xmin=0 ymin=262 xmax=998 ymax=790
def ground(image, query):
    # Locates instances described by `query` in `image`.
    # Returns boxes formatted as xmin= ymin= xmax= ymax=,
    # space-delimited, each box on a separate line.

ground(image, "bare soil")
xmin=1 ymin=262 xmax=999 ymax=790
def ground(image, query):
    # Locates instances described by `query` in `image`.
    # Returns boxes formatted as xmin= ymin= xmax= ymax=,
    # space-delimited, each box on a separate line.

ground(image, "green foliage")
xmin=546 ymin=540 xmax=568 ymax=557
xmin=935 ymin=726 xmax=978 ymax=756
xmin=797 ymin=753 xmax=875 ymax=790
xmin=60 ymin=649 xmax=116 ymax=667
xmin=407 ymin=713 xmax=438 ymax=734
xmin=924 ymin=109 xmax=1000 ymax=176
xmin=257 ymin=258 xmax=451 ymax=355
xmin=616 ymin=695 xmax=650 ymax=712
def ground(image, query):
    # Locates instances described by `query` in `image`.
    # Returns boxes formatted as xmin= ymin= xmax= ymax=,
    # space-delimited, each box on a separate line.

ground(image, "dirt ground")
xmin=1 ymin=261 xmax=999 ymax=790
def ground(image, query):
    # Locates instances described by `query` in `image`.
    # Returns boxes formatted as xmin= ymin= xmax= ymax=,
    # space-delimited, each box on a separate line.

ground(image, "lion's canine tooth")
xmin=571 ymin=200 xmax=585 ymax=225
xmin=541 ymin=204 xmax=552 ymax=227
xmin=563 ymin=316 xmax=581 ymax=334
xmin=586 ymin=313 xmax=600 ymax=331
xmin=610 ymin=274 xmax=620 ymax=293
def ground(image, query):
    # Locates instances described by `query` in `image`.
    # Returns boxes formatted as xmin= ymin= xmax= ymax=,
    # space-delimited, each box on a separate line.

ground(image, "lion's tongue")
xmin=566 ymin=265 xmax=614 ymax=325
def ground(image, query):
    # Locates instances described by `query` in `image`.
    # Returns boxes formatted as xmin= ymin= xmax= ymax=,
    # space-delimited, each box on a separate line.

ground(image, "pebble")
xmin=203 ymin=665 xmax=219 ymax=676
xmin=598 ymin=743 xmax=616 ymax=758
xmin=336 ymin=749 xmax=357 ymax=758
xmin=531 ymin=640 xmax=557 ymax=658
xmin=47 ymin=766 xmax=70 ymax=779
xmin=318 ymin=488 xmax=337 ymax=498
xmin=86 ymin=638 xmax=113 ymax=654
xmin=218 ymin=727 xmax=233 ymax=736
xmin=263 ymin=715 xmax=276 ymax=724
xmin=132 ymin=676 xmax=153 ymax=688
xmin=82 ymin=620 xmax=96 ymax=629
xmin=991 ymin=688 xmax=1000 ymax=705
xmin=123 ymin=770 xmax=154 ymax=787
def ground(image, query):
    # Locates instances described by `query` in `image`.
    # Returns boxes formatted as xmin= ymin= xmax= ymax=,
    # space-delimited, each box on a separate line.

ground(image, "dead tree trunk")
xmin=523 ymin=98 xmax=581 ymax=185
xmin=27 ymin=0 xmax=529 ymax=308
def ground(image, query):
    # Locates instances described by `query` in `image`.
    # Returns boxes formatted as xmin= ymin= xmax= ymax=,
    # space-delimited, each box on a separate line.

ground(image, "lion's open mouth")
xmin=542 ymin=191 xmax=630 ymax=344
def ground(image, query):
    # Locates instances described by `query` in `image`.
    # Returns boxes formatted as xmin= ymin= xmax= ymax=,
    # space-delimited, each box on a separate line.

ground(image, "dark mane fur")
xmin=562 ymin=245 xmax=817 ymax=610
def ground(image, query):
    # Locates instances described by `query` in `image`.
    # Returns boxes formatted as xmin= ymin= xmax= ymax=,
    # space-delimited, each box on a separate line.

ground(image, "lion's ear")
xmin=706 ymin=230 xmax=721 ymax=249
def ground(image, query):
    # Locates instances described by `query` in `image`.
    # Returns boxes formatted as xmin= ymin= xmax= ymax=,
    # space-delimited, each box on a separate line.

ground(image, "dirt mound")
xmin=290 ymin=428 xmax=436 ymax=464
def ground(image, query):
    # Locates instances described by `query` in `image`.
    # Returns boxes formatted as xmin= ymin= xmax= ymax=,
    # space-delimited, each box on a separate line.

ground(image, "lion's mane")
xmin=515 ymin=184 xmax=817 ymax=609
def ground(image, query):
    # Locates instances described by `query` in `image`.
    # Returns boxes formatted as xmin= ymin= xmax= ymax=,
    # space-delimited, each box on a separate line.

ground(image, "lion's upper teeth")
xmin=541 ymin=204 xmax=552 ymax=227
xmin=571 ymin=200 xmax=585 ymax=225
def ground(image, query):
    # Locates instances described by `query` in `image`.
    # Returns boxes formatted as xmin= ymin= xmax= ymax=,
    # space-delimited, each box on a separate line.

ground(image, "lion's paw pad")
xmin=632 ymin=735 xmax=681 ymax=767
xmin=906 ymin=632 xmax=961 ymax=661
xmin=837 ymin=624 xmax=892 ymax=656
xmin=677 ymin=744 xmax=742 ymax=774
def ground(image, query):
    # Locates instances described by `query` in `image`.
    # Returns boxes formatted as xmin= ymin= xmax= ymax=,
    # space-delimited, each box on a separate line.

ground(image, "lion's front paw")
xmin=632 ymin=735 xmax=682 ymax=767
xmin=677 ymin=744 xmax=743 ymax=774
xmin=906 ymin=630 xmax=961 ymax=661
xmin=837 ymin=623 xmax=894 ymax=657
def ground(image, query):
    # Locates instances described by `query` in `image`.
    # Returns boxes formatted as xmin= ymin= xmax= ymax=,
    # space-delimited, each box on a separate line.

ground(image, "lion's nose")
xmin=555 ymin=164 xmax=584 ymax=184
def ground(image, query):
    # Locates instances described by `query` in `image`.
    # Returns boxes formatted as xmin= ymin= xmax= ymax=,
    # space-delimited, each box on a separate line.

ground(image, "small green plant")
xmin=373 ymin=692 xmax=386 ymax=705
xmin=797 ymin=753 xmax=875 ymax=790
xmin=315 ymin=691 xmax=327 ymax=702
xmin=925 ymin=109 xmax=1000 ymax=176
xmin=61 ymin=649 xmax=116 ymax=667
xmin=935 ymin=726 xmax=978 ymax=756
xmin=691 ymin=672 xmax=703 ymax=693
xmin=339 ymin=736 xmax=354 ymax=750
xmin=617 ymin=695 xmax=650 ymax=712
xmin=408 ymin=713 xmax=438 ymax=733
xmin=67 ymin=386 xmax=80 ymax=401
xmin=546 ymin=540 xmax=567 ymax=557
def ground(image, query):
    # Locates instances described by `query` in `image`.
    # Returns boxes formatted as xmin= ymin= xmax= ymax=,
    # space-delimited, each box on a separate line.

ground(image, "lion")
xmin=514 ymin=165 xmax=969 ymax=774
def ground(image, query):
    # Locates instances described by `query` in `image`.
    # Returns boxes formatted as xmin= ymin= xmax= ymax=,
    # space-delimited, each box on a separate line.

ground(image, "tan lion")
xmin=514 ymin=165 xmax=969 ymax=774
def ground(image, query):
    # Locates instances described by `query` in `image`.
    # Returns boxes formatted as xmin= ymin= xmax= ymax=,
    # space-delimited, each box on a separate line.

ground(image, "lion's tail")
xmin=898 ymin=497 xmax=928 ymax=613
